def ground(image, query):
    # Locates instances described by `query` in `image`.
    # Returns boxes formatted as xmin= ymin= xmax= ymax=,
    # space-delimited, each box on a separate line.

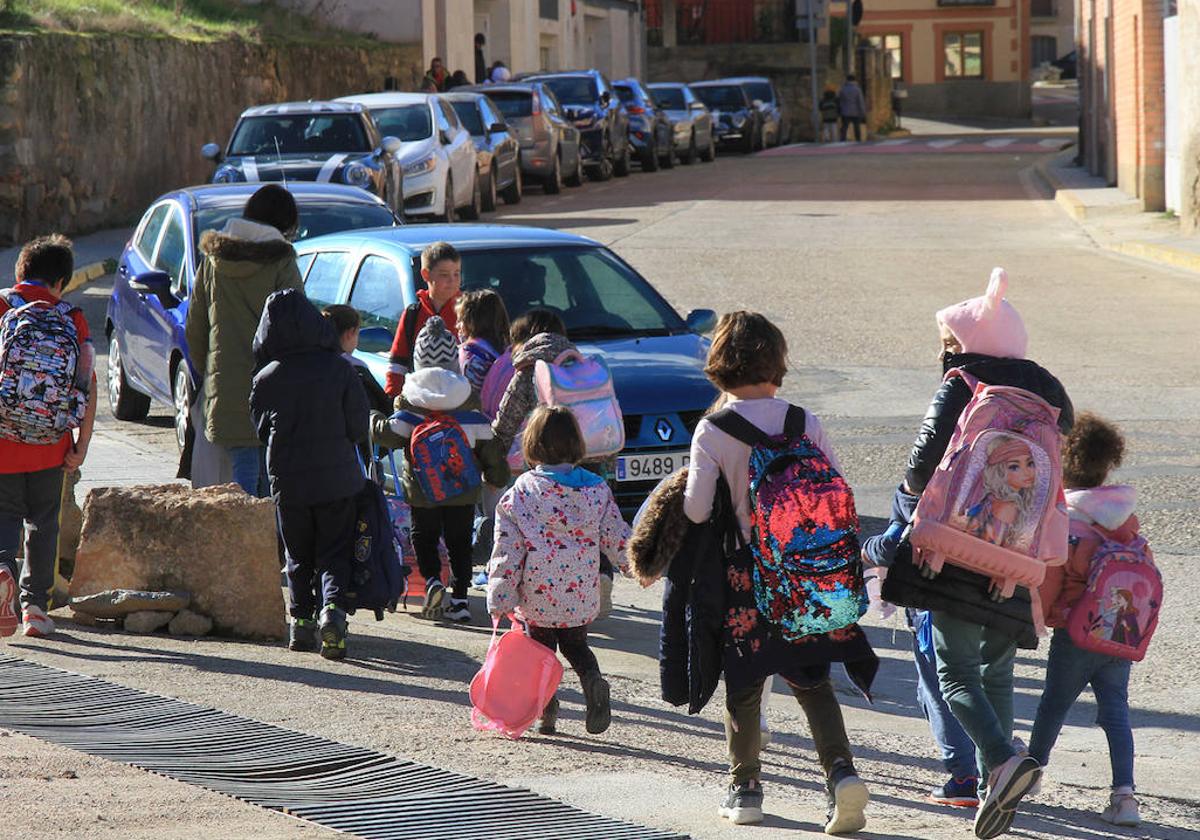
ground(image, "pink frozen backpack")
xmin=479 ymin=348 xmax=515 ymax=420
xmin=533 ymin=349 xmax=624 ymax=460
xmin=910 ymin=374 xmax=1069 ymax=605
xmin=469 ymin=617 xmax=563 ymax=739
xmin=1067 ymin=532 xmax=1161 ymax=661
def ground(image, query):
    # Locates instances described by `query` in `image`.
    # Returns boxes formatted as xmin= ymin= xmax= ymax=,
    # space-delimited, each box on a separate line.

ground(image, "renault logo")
xmin=655 ymin=418 xmax=674 ymax=442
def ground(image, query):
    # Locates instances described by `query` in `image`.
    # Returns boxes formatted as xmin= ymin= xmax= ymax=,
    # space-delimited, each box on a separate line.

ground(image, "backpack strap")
xmin=783 ymin=404 xmax=807 ymax=438
xmin=706 ymin=407 xmax=771 ymax=447
xmin=394 ymin=302 xmax=422 ymax=369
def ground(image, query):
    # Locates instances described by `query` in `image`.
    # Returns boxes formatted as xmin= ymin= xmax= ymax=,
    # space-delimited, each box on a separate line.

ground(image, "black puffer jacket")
xmin=250 ymin=289 xmax=368 ymax=507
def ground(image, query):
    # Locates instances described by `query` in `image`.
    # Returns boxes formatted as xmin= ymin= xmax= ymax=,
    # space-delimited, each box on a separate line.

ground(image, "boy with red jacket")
xmin=384 ymin=241 xmax=461 ymax=399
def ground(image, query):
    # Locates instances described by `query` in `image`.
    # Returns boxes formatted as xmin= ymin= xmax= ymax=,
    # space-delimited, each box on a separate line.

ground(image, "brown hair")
xmin=522 ymin=405 xmax=585 ymax=466
xmin=16 ymin=234 xmax=74 ymax=288
xmin=321 ymin=304 xmax=361 ymax=334
xmin=703 ymin=311 xmax=787 ymax=391
xmin=421 ymin=241 xmax=460 ymax=272
xmin=456 ymin=289 xmax=511 ymax=351
xmin=1062 ymin=411 xmax=1125 ymax=489
xmin=509 ymin=308 xmax=566 ymax=346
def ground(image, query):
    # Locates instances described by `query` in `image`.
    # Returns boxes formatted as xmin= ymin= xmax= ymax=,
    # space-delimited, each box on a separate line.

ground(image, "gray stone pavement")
xmin=4 ymin=144 xmax=1200 ymax=839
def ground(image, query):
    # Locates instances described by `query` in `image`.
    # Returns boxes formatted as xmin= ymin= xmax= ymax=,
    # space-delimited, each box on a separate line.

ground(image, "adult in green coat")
xmin=184 ymin=185 xmax=302 ymax=496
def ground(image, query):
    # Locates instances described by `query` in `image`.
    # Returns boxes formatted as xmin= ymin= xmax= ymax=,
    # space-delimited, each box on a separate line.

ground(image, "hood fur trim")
xmin=629 ymin=468 xmax=691 ymax=585
xmin=200 ymin=229 xmax=295 ymax=263
xmin=402 ymin=367 xmax=470 ymax=411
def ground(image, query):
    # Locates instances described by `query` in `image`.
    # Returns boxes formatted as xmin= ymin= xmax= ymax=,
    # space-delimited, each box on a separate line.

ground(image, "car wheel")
xmin=172 ymin=361 xmax=190 ymax=453
xmin=642 ymin=142 xmax=659 ymax=172
xmin=481 ymin=168 xmax=497 ymax=213
xmin=460 ymin=170 xmax=482 ymax=220
xmin=681 ymin=131 xmax=697 ymax=165
xmin=701 ymin=132 xmax=717 ymax=162
xmin=441 ymin=173 xmax=457 ymax=222
xmin=107 ymin=335 xmax=151 ymax=422
xmin=501 ymin=167 xmax=523 ymax=204
xmin=565 ymin=150 xmax=584 ymax=187
xmin=544 ymin=153 xmax=563 ymax=194
xmin=613 ymin=141 xmax=631 ymax=177
xmin=589 ymin=142 xmax=614 ymax=182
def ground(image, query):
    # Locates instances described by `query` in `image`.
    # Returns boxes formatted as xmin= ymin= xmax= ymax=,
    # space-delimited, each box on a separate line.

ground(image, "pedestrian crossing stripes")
xmin=759 ymin=136 xmax=1073 ymax=157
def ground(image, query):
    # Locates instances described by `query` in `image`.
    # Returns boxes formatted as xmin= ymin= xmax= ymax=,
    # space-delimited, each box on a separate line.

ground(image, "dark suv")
xmin=521 ymin=70 xmax=631 ymax=181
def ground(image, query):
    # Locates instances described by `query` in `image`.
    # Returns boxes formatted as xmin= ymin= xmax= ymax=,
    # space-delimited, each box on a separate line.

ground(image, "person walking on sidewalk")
xmin=251 ymin=289 xmax=368 ymax=659
xmin=384 ymin=241 xmax=462 ymax=400
xmin=185 ymin=184 xmax=302 ymax=497
xmin=838 ymin=75 xmax=867 ymax=142
xmin=819 ymin=88 xmax=841 ymax=143
xmin=486 ymin=406 xmax=630 ymax=736
xmin=0 ymin=235 xmax=96 ymax=638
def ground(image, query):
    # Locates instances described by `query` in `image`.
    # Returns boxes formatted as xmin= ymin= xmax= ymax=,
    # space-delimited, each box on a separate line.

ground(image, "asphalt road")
xmin=7 ymin=136 xmax=1200 ymax=839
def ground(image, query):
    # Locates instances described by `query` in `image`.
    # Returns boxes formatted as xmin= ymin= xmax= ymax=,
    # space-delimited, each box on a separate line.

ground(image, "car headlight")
xmin=342 ymin=162 xmax=371 ymax=188
xmin=403 ymin=155 xmax=435 ymax=176
xmin=212 ymin=165 xmax=242 ymax=184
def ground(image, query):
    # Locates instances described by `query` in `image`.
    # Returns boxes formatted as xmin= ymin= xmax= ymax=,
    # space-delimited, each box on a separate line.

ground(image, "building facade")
xmin=1030 ymin=0 xmax=1075 ymax=65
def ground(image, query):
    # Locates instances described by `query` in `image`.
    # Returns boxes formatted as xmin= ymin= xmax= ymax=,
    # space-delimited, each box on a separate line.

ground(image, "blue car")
xmin=106 ymin=183 xmax=401 ymax=450
xmin=292 ymin=224 xmax=718 ymax=513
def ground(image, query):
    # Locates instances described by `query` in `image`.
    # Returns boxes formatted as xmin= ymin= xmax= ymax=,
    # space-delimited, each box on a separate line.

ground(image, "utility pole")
xmin=807 ymin=0 xmax=820 ymax=142
xmin=846 ymin=0 xmax=854 ymax=77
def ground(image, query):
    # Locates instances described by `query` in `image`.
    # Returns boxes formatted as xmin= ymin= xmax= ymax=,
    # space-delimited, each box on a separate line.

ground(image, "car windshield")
xmin=370 ymin=105 xmax=433 ymax=141
xmin=650 ymin=87 xmax=685 ymax=109
xmin=449 ymin=100 xmax=485 ymax=134
xmin=541 ymin=77 xmax=599 ymax=105
xmin=194 ymin=200 xmax=395 ymax=266
xmin=693 ymin=86 xmax=745 ymax=110
xmin=743 ymin=82 xmax=774 ymax=103
xmin=228 ymin=114 xmax=370 ymax=156
xmin=613 ymin=85 xmax=637 ymax=104
xmin=488 ymin=92 xmax=532 ymax=118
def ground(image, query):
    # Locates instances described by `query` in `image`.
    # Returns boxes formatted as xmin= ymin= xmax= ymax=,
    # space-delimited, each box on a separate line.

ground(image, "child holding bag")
xmin=486 ymin=406 xmax=630 ymax=735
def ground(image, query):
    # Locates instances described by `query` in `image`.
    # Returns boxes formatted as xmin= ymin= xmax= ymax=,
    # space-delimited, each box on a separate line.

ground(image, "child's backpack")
xmin=0 ymin=291 xmax=89 ymax=445
xmin=461 ymin=338 xmax=500 ymax=394
xmin=479 ymin=348 xmax=514 ymax=420
xmin=408 ymin=411 xmax=483 ymax=503
xmin=910 ymin=374 xmax=1069 ymax=599
xmin=533 ymin=349 xmax=624 ymax=460
xmin=707 ymin=405 xmax=867 ymax=641
xmin=349 ymin=472 xmax=409 ymax=619
xmin=470 ymin=616 xmax=564 ymax=739
xmin=1067 ymin=532 xmax=1162 ymax=661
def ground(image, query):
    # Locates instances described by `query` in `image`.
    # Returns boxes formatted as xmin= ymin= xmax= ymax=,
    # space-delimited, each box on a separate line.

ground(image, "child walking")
xmin=486 ymin=406 xmax=630 ymax=736
xmin=250 ymin=289 xmax=368 ymax=659
xmin=322 ymin=304 xmax=392 ymax=415
xmin=682 ymin=312 xmax=877 ymax=835
xmin=1029 ymin=413 xmax=1143 ymax=827
xmin=456 ymin=289 xmax=510 ymax=408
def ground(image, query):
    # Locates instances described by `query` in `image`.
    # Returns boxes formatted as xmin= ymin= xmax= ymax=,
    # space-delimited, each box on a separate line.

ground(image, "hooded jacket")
xmin=490 ymin=331 xmax=576 ymax=452
xmin=249 ymin=289 xmax=367 ymax=507
xmin=185 ymin=219 xmax=303 ymax=447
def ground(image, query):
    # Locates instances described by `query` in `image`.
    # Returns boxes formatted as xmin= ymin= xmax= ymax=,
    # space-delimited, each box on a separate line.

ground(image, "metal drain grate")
xmin=0 ymin=655 xmax=687 ymax=840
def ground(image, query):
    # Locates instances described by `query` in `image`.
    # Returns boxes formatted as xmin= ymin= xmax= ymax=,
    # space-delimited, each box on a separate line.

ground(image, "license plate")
xmin=615 ymin=451 xmax=690 ymax=482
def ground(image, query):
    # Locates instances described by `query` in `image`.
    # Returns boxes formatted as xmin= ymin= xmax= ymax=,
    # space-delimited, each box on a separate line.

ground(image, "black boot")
xmin=538 ymin=695 xmax=559 ymax=735
xmin=581 ymin=671 xmax=611 ymax=734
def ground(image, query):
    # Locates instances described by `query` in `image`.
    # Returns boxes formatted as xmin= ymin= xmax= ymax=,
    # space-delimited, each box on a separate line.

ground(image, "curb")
xmin=64 ymin=260 xmax=111 ymax=296
xmin=1110 ymin=240 xmax=1200 ymax=275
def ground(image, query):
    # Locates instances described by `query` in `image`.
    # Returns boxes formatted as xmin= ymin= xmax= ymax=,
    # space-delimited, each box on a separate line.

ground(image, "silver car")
xmin=720 ymin=76 xmax=789 ymax=148
xmin=646 ymin=83 xmax=716 ymax=164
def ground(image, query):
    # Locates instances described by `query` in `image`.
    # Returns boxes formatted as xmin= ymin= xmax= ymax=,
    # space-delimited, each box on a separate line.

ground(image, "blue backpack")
xmin=348 ymin=464 xmax=410 ymax=619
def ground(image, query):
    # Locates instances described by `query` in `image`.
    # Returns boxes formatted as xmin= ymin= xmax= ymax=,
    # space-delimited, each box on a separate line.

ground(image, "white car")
xmin=338 ymin=92 xmax=481 ymax=222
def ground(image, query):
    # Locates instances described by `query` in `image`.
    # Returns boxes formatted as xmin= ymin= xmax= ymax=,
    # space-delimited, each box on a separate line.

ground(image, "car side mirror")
xmin=380 ymin=136 xmax=402 ymax=156
xmin=129 ymin=271 xmax=177 ymax=305
xmin=685 ymin=308 xmax=717 ymax=335
xmin=439 ymin=129 xmax=454 ymax=145
xmin=201 ymin=142 xmax=222 ymax=162
xmin=600 ymin=91 xmax=611 ymax=106
xmin=358 ymin=326 xmax=394 ymax=354
xmin=490 ymin=122 xmax=507 ymax=133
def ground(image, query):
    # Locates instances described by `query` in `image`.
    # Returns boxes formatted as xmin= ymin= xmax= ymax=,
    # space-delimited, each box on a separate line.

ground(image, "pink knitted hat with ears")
xmin=935 ymin=267 xmax=1028 ymax=359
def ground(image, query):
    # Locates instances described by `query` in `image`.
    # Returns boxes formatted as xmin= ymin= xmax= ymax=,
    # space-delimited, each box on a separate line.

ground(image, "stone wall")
xmin=0 ymin=34 xmax=423 ymax=246
xmin=647 ymin=43 xmax=894 ymax=143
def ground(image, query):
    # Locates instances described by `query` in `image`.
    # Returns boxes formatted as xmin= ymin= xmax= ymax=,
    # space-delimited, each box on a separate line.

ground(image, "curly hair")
xmin=1062 ymin=411 xmax=1125 ymax=489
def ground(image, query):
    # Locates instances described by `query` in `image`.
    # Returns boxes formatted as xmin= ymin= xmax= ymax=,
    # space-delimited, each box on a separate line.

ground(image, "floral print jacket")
xmin=486 ymin=465 xmax=630 ymax=628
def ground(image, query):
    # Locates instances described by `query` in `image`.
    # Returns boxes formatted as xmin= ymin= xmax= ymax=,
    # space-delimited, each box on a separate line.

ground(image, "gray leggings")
xmin=0 ymin=466 xmax=65 ymax=612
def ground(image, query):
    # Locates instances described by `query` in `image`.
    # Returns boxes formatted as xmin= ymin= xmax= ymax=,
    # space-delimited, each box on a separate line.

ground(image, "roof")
xmin=440 ymin=91 xmax=490 ymax=103
xmin=296 ymin=224 xmax=598 ymax=254
xmin=336 ymin=92 xmax=435 ymax=108
xmin=240 ymin=101 xmax=364 ymax=117
xmin=688 ymin=80 xmax=743 ymax=88
xmin=171 ymin=183 xmax=388 ymax=210
xmin=646 ymin=82 xmax=689 ymax=89
xmin=458 ymin=83 xmax=538 ymax=94
xmin=712 ymin=76 xmax=772 ymax=84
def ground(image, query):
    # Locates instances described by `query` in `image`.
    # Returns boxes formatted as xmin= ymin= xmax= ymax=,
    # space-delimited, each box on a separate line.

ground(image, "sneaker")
xmin=445 ymin=597 xmax=471 ymax=623
xmin=824 ymin=759 xmax=869 ymax=835
xmin=1010 ymin=738 xmax=1041 ymax=797
xmin=472 ymin=570 xmax=489 ymax=589
xmin=0 ymin=568 xmax=17 ymax=637
xmin=288 ymin=618 xmax=318 ymax=652
xmin=1101 ymin=793 xmax=1140 ymax=827
xmin=318 ymin=605 xmax=347 ymax=661
xmin=538 ymin=695 xmax=560 ymax=735
xmin=581 ymin=671 xmax=612 ymax=734
xmin=973 ymin=754 xmax=1041 ymax=839
xmin=595 ymin=572 xmax=614 ymax=620
xmin=718 ymin=780 xmax=764 ymax=825
xmin=930 ymin=776 xmax=980 ymax=808
xmin=422 ymin=578 xmax=445 ymax=620
xmin=22 ymin=605 xmax=54 ymax=638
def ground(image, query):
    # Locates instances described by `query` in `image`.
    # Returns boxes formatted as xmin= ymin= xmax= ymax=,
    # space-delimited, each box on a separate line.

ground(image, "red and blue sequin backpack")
xmin=708 ymin=405 xmax=867 ymax=641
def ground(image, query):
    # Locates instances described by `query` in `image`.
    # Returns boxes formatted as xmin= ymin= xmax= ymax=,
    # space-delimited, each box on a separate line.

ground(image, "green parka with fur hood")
xmin=185 ymin=219 xmax=302 ymax=447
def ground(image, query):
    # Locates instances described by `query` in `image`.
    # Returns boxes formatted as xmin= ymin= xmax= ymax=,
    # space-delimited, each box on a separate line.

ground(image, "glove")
xmin=865 ymin=569 xmax=895 ymax=620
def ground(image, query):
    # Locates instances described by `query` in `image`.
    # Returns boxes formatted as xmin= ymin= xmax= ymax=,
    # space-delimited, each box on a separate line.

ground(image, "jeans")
xmin=526 ymin=623 xmax=599 ymax=679
xmin=276 ymin=497 xmax=356 ymax=620
xmin=411 ymin=504 xmax=475 ymax=599
xmin=911 ymin=611 xmax=978 ymax=778
xmin=0 ymin=467 xmax=64 ymax=612
xmin=1029 ymin=629 xmax=1135 ymax=789
xmin=227 ymin=446 xmax=267 ymax=498
xmin=726 ymin=676 xmax=853 ymax=785
xmin=840 ymin=117 xmax=864 ymax=142
xmin=931 ymin=610 xmax=1018 ymax=780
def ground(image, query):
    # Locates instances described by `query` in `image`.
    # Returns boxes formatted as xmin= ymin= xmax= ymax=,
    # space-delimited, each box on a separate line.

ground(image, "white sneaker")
xmin=1101 ymin=793 xmax=1140 ymax=827
xmin=22 ymin=605 xmax=55 ymax=638
xmin=974 ymin=754 xmax=1041 ymax=839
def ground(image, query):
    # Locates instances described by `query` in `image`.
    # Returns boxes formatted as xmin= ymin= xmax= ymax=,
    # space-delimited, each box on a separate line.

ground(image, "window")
xmin=439 ymin=99 xmax=461 ymax=130
xmin=649 ymin=86 xmax=685 ymax=110
xmin=372 ymin=105 xmax=432 ymax=141
xmin=348 ymin=255 xmax=408 ymax=333
xmin=296 ymin=253 xmax=316 ymax=280
xmin=944 ymin=32 xmax=984 ymax=79
xmin=1030 ymin=0 xmax=1055 ymax=16
xmin=868 ymin=34 xmax=904 ymax=80
xmin=1031 ymin=35 xmax=1058 ymax=66
xmin=303 ymin=251 xmax=351 ymax=308
xmin=539 ymin=0 xmax=558 ymax=20
xmin=154 ymin=210 xmax=188 ymax=293
xmin=541 ymin=76 xmax=599 ymax=106
xmin=136 ymin=204 xmax=170 ymax=261
xmin=228 ymin=114 xmax=370 ymax=155
xmin=450 ymin=100 xmax=485 ymax=135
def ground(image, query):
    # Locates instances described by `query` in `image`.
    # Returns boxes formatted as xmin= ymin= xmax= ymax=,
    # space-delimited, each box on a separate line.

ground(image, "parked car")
xmin=612 ymin=78 xmax=673 ymax=172
xmin=521 ymin=70 xmax=631 ymax=181
xmin=646 ymin=82 xmax=716 ymax=165
xmin=105 ymin=183 xmax=401 ymax=450
xmin=720 ymin=76 xmax=789 ymax=147
xmin=689 ymin=81 xmax=763 ymax=154
xmin=293 ymin=224 xmax=718 ymax=514
xmin=338 ymin=92 xmax=481 ymax=223
xmin=461 ymin=83 xmax=584 ymax=194
xmin=442 ymin=91 xmax=523 ymax=211
xmin=201 ymin=101 xmax=404 ymax=215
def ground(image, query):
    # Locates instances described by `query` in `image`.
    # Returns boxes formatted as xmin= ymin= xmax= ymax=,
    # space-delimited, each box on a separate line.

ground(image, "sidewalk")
xmin=1034 ymin=149 xmax=1200 ymax=276
xmin=0 ymin=227 xmax=131 ymax=292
